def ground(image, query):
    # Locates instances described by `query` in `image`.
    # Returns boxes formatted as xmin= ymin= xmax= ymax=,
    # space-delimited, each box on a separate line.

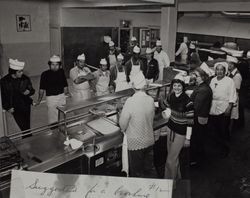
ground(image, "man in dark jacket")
xmin=1 ymin=58 xmax=35 ymax=137
xmin=142 ymin=47 xmax=159 ymax=82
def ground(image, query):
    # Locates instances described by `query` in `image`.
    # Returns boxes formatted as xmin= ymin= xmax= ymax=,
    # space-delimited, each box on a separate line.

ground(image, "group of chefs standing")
xmin=0 ymin=35 xmax=245 ymax=186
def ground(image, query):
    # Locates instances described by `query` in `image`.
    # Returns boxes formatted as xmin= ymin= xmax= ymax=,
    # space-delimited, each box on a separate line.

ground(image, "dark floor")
xmin=190 ymin=108 xmax=250 ymax=198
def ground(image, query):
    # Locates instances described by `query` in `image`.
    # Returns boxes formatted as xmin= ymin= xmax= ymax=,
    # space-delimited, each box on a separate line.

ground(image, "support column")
xmin=160 ymin=6 xmax=178 ymax=63
xmin=0 ymin=88 xmax=6 ymax=137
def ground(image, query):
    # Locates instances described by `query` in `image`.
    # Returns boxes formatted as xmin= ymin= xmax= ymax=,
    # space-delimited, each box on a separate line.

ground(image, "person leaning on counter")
xmin=36 ymin=55 xmax=70 ymax=124
xmin=70 ymin=53 xmax=94 ymax=102
xmin=1 ymin=58 xmax=35 ymax=138
xmin=119 ymin=71 xmax=156 ymax=178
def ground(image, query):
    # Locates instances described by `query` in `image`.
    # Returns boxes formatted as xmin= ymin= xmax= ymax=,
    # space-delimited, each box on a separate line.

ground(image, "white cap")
xmin=214 ymin=62 xmax=228 ymax=74
xmin=174 ymin=73 xmax=185 ymax=82
xmin=226 ymin=55 xmax=238 ymax=64
xmin=131 ymin=71 xmax=146 ymax=90
xmin=77 ymin=53 xmax=85 ymax=61
xmin=189 ymin=43 xmax=195 ymax=49
xmin=100 ymin=58 xmax=107 ymax=65
xmin=104 ymin=36 xmax=111 ymax=44
xmin=109 ymin=41 xmax=114 ymax=47
xmin=146 ymin=48 xmax=152 ymax=54
xmin=156 ymin=40 xmax=162 ymax=46
xmin=131 ymin=36 xmax=137 ymax=41
xmin=247 ymin=51 xmax=250 ymax=58
xmin=208 ymin=56 xmax=214 ymax=61
xmin=9 ymin=58 xmax=25 ymax=70
xmin=117 ymin=53 xmax=124 ymax=60
xmin=162 ymin=108 xmax=171 ymax=121
xmin=50 ymin=55 xmax=61 ymax=62
xmin=133 ymin=46 xmax=140 ymax=53
xmin=231 ymin=50 xmax=243 ymax=58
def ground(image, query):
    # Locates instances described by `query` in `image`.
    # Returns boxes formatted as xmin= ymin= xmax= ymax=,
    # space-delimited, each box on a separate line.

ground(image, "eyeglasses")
xmin=193 ymin=73 xmax=201 ymax=78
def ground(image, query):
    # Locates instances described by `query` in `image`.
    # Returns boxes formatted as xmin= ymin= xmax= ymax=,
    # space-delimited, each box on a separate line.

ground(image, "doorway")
xmin=119 ymin=28 xmax=131 ymax=53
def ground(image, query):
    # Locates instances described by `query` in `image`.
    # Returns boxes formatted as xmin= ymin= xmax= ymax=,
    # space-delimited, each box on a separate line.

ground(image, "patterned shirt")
xmin=119 ymin=91 xmax=155 ymax=151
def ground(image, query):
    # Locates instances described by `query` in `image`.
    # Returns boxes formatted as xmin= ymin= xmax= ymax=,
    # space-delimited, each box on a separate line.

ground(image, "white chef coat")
xmin=209 ymin=76 xmax=237 ymax=115
xmin=154 ymin=50 xmax=170 ymax=81
xmin=176 ymin=42 xmax=188 ymax=63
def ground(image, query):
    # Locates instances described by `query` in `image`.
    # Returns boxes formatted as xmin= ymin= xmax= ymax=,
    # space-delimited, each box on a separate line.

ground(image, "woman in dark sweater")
xmin=160 ymin=76 xmax=194 ymax=184
xmin=190 ymin=68 xmax=212 ymax=165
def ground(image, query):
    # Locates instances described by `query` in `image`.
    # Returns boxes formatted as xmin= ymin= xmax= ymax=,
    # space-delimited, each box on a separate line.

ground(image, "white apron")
xmin=109 ymin=54 xmax=117 ymax=67
xmin=115 ymin=66 xmax=130 ymax=92
xmin=129 ymin=59 xmax=141 ymax=82
xmin=96 ymin=72 xmax=110 ymax=96
xmin=72 ymin=69 xmax=91 ymax=102
xmin=46 ymin=93 xmax=66 ymax=124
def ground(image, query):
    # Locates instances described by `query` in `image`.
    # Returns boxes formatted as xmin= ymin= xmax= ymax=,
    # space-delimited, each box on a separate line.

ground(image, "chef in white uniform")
xmin=175 ymin=36 xmax=189 ymax=64
xmin=154 ymin=40 xmax=170 ymax=81
xmin=70 ymin=53 xmax=94 ymax=102
xmin=227 ymin=55 xmax=242 ymax=122
xmin=108 ymin=41 xmax=117 ymax=68
xmin=93 ymin=58 xmax=111 ymax=96
xmin=113 ymin=54 xmax=130 ymax=92
xmin=125 ymin=46 xmax=144 ymax=85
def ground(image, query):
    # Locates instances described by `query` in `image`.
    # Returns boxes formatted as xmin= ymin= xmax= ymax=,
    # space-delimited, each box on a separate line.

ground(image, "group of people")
xmin=118 ymin=47 xmax=244 ymax=189
xmin=0 ymin=37 xmax=170 ymax=135
xmin=0 ymin=36 xmax=244 ymax=187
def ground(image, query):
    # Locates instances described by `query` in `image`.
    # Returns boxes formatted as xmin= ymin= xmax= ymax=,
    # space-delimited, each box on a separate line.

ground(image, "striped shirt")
xmin=163 ymin=92 xmax=194 ymax=135
xmin=119 ymin=91 xmax=155 ymax=151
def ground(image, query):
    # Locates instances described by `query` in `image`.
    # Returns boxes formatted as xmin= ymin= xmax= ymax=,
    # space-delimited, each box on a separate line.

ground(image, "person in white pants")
xmin=36 ymin=55 xmax=69 ymax=124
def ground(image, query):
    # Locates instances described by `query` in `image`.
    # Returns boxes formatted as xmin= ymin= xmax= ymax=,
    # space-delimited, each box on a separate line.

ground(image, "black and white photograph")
xmin=1 ymin=0 xmax=250 ymax=198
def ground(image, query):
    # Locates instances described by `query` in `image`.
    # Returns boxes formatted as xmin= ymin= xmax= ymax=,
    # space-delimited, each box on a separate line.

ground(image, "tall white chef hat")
xmin=247 ymin=51 xmax=250 ymax=58
xmin=189 ymin=43 xmax=196 ymax=49
xmin=77 ymin=53 xmax=85 ymax=61
xmin=100 ymin=58 xmax=107 ymax=65
xmin=131 ymin=36 xmax=137 ymax=41
xmin=156 ymin=40 xmax=162 ymax=46
xmin=226 ymin=55 xmax=238 ymax=64
xmin=109 ymin=41 xmax=115 ymax=47
xmin=50 ymin=55 xmax=61 ymax=62
xmin=174 ymin=73 xmax=185 ymax=82
xmin=133 ymin=46 xmax=140 ymax=54
xmin=146 ymin=48 xmax=152 ymax=54
xmin=231 ymin=50 xmax=243 ymax=58
xmin=214 ymin=62 xmax=228 ymax=74
xmin=104 ymin=36 xmax=111 ymax=44
xmin=117 ymin=53 xmax=124 ymax=60
xmin=131 ymin=71 xmax=146 ymax=90
xmin=9 ymin=58 xmax=25 ymax=70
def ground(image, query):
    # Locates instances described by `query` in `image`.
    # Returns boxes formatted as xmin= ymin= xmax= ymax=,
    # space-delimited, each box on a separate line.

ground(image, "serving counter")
xmin=0 ymin=82 xmax=171 ymax=197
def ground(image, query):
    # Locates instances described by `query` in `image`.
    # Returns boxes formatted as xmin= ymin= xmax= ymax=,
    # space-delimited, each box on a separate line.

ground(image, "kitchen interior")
xmin=1 ymin=0 xmax=250 ymax=198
